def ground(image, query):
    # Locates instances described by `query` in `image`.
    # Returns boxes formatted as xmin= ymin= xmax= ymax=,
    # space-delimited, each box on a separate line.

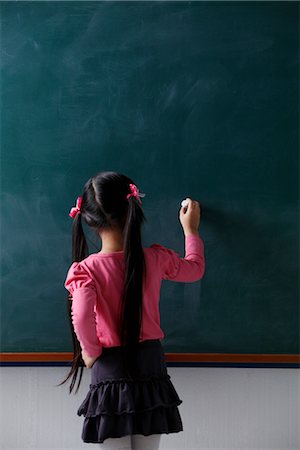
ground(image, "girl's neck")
xmin=99 ymin=227 xmax=124 ymax=253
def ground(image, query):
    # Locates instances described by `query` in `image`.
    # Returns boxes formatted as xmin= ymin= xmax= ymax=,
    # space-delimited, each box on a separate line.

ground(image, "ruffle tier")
xmin=78 ymin=373 xmax=183 ymax=443
xmin=78 ymin=373 xmax=182 ymax=417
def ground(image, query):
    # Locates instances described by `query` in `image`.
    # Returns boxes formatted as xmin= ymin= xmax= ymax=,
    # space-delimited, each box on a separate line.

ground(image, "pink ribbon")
xmin=126 ymin=184 xmax=145 ymax=204
xmin=69 ymin=196 xmax=82 ymax=218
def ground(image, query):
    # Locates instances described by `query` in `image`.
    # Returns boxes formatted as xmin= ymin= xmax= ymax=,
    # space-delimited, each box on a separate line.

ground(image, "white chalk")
xmin=181 ymin=199 xmax=188 ymax=208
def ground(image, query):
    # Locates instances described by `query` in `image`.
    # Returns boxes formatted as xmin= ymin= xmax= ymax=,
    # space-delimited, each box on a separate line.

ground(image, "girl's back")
xmin=65 ymin=234 xmax=204 ymax=352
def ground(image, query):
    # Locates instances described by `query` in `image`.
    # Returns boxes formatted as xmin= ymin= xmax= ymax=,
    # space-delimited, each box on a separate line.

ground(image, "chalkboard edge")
xmin=0 ymin=362 xmax=299 ymax=368
xmin=0 ymin=352 xmax=299 ymax=368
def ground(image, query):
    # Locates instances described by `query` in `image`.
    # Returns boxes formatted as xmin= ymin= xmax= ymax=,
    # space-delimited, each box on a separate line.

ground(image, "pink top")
xmin=64 ymin=234 xmax=205 ymax=358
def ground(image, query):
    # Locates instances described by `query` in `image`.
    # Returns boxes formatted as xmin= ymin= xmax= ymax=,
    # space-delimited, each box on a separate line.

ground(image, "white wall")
xmin=0 ymin=367 xmax=299 ymax=450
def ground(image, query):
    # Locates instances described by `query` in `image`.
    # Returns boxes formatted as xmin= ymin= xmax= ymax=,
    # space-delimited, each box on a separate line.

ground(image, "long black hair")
xmin=58 ymin=172 xmax=145 ymax=393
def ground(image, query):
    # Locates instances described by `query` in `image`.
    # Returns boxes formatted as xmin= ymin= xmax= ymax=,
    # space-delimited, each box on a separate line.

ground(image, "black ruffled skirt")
xmin=77 ymin=339 xmax=183 ymax=443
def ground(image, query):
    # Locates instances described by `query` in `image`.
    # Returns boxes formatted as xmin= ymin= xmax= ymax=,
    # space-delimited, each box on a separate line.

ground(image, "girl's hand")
xmin=81 ymin=350 xmax=98 ymax=369
xmin=179 ymin=198 xmax=201 ymax=236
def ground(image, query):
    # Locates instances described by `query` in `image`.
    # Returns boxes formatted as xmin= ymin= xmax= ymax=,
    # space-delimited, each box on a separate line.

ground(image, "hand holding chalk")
xmin=179 ymin=197 xmax=201 ymax=236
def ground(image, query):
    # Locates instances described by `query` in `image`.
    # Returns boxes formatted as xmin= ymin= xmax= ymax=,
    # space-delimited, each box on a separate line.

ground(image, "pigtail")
xmin=120 ymin=197 xmax=146 ymax=373
xmin=72 ymin=212 xmax=88 ymax=262
xmin=58 ymin=213 xmax=88 ymax=393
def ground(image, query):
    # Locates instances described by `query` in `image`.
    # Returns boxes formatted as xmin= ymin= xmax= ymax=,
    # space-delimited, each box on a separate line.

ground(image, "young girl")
xmin=59 ymin=171 xmax=205 ymax=449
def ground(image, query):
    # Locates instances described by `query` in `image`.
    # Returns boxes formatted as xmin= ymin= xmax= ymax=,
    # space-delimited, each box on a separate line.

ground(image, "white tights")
xmin=97 ymin=433 xmax=161 ymax=450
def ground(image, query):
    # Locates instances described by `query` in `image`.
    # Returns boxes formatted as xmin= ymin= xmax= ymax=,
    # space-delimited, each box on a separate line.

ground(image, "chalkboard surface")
xmin=1 ymin=1 xmax=299 ymax=357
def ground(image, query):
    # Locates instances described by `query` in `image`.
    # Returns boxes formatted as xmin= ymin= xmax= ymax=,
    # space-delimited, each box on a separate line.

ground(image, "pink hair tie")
xmin=69 ymin=196 xmax=82 ymax=218
xmin=126 ymin=183 xmax=145 ymax=204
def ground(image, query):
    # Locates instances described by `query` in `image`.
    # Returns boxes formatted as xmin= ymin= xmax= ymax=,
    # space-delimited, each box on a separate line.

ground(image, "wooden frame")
xmin=1 ymin=353 xmax=299 ymax=365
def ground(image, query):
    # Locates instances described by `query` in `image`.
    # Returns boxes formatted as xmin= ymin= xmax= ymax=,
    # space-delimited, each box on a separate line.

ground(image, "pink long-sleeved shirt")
xmin=64 ymin=234 xmax=205 ymax=358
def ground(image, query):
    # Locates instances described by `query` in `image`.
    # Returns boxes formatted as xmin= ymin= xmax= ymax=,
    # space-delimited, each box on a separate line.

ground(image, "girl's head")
xmin=81 ymin=172 xmax=141 ymax=232
xmin=71 ymin=172 xmax=145 ymax=258
xmin=60 ymin=171 xmax=146 ymax=393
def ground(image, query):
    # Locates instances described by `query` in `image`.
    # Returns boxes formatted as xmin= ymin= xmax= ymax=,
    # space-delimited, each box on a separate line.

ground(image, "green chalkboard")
xmin=1 ymin=1 xmax=299 ymax=357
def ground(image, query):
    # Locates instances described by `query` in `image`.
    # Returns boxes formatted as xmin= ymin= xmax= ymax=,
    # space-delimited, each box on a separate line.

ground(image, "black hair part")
xmin=56 ymin=212 xmax=88 ymax=393
xmin=58 ymin=172 xmax=145 ymax=393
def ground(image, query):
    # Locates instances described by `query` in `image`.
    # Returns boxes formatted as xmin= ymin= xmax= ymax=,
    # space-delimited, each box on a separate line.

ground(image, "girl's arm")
xmin=154 ymin=198 xmax=205 ymax=282
xmin=81 ymin=349 xmax=99 ymax=368
xmin=65 ymin=262 xmax=102 ymax=360
xmin=71 ymin=286 xmax=103 ymax=359
xmin=153 ymin=233 xmax=205 ymax=282
xmin=166 ymin=233 xmax=205 ymax=282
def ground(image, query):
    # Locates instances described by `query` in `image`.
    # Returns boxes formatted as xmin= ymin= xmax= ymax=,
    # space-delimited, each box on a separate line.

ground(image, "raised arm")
xmin=153 ymin=198 xmax=205 ymax=282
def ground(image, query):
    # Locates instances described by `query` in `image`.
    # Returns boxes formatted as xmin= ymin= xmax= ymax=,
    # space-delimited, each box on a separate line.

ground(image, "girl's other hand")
xmin=81 ymin=350 xmax=98 ymax=368
xmin=179 ymin=198 xmax=201 ymax=236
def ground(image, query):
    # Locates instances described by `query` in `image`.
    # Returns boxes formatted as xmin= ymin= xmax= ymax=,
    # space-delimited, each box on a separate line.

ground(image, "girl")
xmin=59 ymin=171 xmax=205 ymax=449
